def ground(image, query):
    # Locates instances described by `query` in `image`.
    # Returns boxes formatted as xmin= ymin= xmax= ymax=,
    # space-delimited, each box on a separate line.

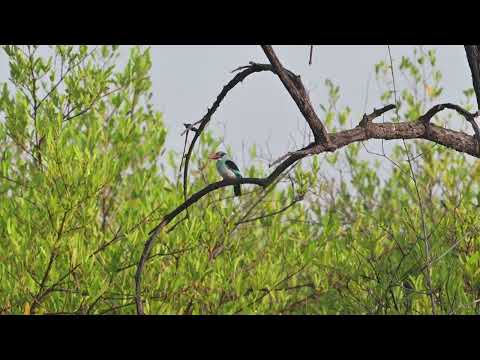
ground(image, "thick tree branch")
xmin=464 ymin=45 xmax=480 ymax=109
xmin=420 ymin=102 xmax=480 ymax=152
xmin=261 ymin=45 xmax=331 ymax=146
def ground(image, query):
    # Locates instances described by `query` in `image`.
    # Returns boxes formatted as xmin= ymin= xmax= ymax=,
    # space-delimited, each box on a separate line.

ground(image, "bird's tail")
xmin=234 ymin=184 xmax=241 ymax=197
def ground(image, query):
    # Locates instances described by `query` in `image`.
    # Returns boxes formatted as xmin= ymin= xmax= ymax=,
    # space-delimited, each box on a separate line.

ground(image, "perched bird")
xmin=208 ymin=151 xmax=242 ymax=196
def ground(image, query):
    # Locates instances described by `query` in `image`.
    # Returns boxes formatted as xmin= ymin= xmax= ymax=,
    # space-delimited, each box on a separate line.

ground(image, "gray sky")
xmin=0 ymin=45 xmax=473 ymax=171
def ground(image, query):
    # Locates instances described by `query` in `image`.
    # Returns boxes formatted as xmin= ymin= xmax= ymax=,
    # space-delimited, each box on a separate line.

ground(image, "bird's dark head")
xmin=208 ymin=151 xmax=227 ymax=160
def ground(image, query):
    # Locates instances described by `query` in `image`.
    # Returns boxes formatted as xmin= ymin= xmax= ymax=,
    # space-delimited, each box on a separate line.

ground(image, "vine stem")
xmin=387 ymin=45 xmax=435 ymax=315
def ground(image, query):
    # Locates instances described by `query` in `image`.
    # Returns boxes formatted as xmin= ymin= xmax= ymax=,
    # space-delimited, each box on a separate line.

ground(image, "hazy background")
xmin=0 ymin=45 xmax=473 ymax=171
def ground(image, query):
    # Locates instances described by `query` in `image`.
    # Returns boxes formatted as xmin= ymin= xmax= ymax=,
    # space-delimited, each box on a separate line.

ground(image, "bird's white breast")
xmin=217 ymin=161 xmax=238 ymax=180
xmin=219 ymin=167 xmax=237 ymax=180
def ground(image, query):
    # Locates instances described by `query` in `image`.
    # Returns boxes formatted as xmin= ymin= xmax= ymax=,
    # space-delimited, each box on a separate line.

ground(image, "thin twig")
xmin=388 ymin=45 xmax=435 ymax=314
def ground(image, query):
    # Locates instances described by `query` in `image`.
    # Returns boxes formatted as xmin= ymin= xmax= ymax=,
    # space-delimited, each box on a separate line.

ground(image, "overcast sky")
xmin=0 ymin=45 xmax=473 ymax=170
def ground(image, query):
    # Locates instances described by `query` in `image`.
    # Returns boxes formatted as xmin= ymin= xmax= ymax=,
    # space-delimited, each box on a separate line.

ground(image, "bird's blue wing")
xmin=225 ymin=160 xmax=241 ymax=177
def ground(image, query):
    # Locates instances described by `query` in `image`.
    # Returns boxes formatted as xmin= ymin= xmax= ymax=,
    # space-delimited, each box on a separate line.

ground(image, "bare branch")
xmin=464 ymin=45 xmax=480 ymax=109
xmin=420 ymin=102 xmax=480 ymax=152
xmin=261 ymin=45 xmax=331 ymax=145
xmin=358 ymin=104 xmax=396 ymax=126
xmin=181 ymin=62 xmax=298 ymax=204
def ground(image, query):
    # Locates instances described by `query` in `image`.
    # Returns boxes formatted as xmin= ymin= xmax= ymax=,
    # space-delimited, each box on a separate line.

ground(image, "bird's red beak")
xmin=208 ymin=153 xmax=219 ymax=160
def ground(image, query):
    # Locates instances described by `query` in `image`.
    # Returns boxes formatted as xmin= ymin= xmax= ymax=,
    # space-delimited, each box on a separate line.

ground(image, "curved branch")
xmin=135 ymin=154 xmax=303 ymax=314
xmin=135 ymin=103 xmax=480 ymax=314
xmin=181 ymin=62 xmax=299 ymax=204
xmin=421 ymin=102 xmax=480 ymax=152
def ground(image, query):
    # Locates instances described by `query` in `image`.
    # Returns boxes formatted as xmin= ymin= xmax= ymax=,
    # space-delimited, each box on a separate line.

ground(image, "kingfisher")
xmin=208 ymin=151 xmax=242 ymax=196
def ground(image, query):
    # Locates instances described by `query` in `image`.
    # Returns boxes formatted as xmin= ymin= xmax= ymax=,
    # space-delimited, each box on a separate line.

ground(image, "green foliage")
xmin=1 ymin=46 xmax=479 ymax=315
xmin=0 ymin=45 xmax=168 ymax=314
